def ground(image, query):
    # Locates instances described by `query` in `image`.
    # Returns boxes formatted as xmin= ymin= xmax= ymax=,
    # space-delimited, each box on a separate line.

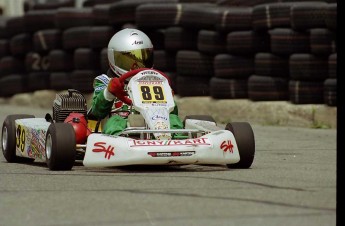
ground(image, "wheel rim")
xmin=2 ymin=126 xmax=8 ymax=151
xmin=46 ymin=134 xmax=52 ymax=160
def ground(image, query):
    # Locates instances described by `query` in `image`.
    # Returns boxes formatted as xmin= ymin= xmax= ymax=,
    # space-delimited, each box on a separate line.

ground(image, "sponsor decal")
xmin=152 ymin=115 xmax=168 ymax=121
xmin=16 ymin=125 xmax=26 ymax=154
xmin=154 ymin=121 xmax=168 ymax=130
xmin=139 ymin=70 xmax=159 ymax=76
xmin=29 ymin=132 xmax=44 ymax=158
xmin=92 ymin=142 xmax=115 ymax=160
xmin=138 ymin=81 xmax=163 ymax=85
xmin=129 ymin=138 xmax=211 ymax=147
xmin=16 ymin=125 xmax=46 ymax=158
xmin=132 ymin=40 xmax=143 ymax=45
xmin=95 ymin=74 xmax=110 ymax=86
xmin=95 ymin=86 xmax=106 ymax=92
xmin=220 ymin=140 xmax=234 ymax=153
xmin=148 ymin=151 xmax=195 ymax=157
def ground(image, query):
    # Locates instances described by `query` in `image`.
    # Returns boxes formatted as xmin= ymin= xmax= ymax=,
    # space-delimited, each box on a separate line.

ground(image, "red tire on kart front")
xmin=2 ymin=114 xmax=35 ymax=162
xmin=225 ymin=122 xmax=255 ymax=169
xmin=45 ymin=123 xmax=76 ymax=171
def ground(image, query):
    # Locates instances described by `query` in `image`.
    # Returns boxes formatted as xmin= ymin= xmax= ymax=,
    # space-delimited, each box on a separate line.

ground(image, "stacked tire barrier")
xmin=0 ymin=0 xmax=337 ymax=107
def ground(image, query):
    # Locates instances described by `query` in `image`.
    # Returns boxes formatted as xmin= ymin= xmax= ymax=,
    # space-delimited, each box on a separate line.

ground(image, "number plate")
xmin=138 ymin=84 xmax=167 ymax=104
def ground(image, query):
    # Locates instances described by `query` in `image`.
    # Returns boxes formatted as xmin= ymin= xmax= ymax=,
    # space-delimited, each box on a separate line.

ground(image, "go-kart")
xmin=1 ymin=69 xmax=255 ymax=171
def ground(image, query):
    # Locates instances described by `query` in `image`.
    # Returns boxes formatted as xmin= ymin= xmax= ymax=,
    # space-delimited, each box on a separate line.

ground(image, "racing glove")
xmin=107 ymin=77 xmax=132 ymax=105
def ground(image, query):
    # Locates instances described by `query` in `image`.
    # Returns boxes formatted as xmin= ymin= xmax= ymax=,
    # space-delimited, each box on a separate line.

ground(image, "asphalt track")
xmin=0 ymin=104 xmax=337 ymax=226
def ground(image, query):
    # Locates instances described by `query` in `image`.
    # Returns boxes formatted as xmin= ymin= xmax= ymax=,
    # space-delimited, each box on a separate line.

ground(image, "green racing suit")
xmin=91 ymin=73 xmax=183 ymax=135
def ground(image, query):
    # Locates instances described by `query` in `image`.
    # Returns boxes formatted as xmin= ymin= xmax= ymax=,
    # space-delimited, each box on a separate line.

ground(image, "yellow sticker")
xmin=138 ymin=84 xmax=166 ymax=103
xmin=88 ymin=120 xmax=101 ymax=132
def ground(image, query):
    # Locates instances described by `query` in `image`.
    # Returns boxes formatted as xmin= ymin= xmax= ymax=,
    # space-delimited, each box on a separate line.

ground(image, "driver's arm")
xmin=91 ymin=75 xmax=114 ymax=119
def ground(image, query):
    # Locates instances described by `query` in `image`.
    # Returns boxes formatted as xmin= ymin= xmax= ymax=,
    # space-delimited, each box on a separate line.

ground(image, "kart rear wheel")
xmin=45 ymin=123 xmax=76 ymax=171
xmin=225 ymin=122 xmax=255 ymax=169
xmin=2 ymin=114 xmax=35 ymax=162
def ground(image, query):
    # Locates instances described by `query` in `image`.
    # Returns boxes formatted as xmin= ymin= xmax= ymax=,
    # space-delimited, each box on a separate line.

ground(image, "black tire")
xmin=135 ymin=3 xmax=181 ymax=29
xmin=50 ymin=72 xmax=72 ymax=91
xmin=328 ymin=53 xmax=336 ymax=78
xmin=164 ymin=26 xmax=198 ymax=51
xmin=289 ymin=54 xmax=328 ymax=81
xmin=179 ymin=3 xmax=223 ymax=30
xmin=55 ymin=7 xmax=94 ymax=30
xmin=109 ymin=0 xmax=177 ymax=26
xmin=183 ymin=115 xmax=216 ymax=127
xmin=2 ymin=114 xmax=35 ymax=162
xmin=176 ymin=75 xmax=210 ymax=97
xmin=33 ymin=29 xmax=62 ymax=53
xmin=323 ymin=78 xmax=336 ymax=107
xmin=248 ymin=75 xmax=289 ymax=101
xmin=25 ymin=52 xmax=50 ymax=73
xmin=0 ymin=39 xmax=9 ymax=58
xmin=89 ymin=26 xmax=115 ymax=50
xmin=309 ymin=28 xmax=336 ymax=56
xmin=62 ymin=26 xmax=92 ymax=50
xmin=24 ymin=9 xmax=56 ymax=33
xmin=100 ymin=48 xmax=108 ymax=74
xmin=226 ymin=31 xmax=270 ymax=55
xmin=210 ymin=77 xmax=248 ymax=99
xmin=252 ymin=2 xmax=294 ymax=31
xmin=70 ymin=70 xmax=100 ymax=93
xmin=0 ymin=56 xmax=25 ymax=78
xmin=215 ymin=6 xmax=252 ymax=33
xmin=289 ymin=80 xmax=324 ymax=104
xmin=153 ymin=50 xmax=176 ymax=72
xmin=290 ymin=2 xmax=328 ymax=31
xmin=45 ymin=123 xmax=76 ymax=171
xmin=27 ymin=72 xmax=50 ymax=92
xmin=214 ymin=54 xmax=254 ymax=79
xmin=325 ymin=3 xmax=336 ymax=31
xmin=9 ymin=33 xmax=33 ymax=57
xmin=0 ymin=16 xmax=24 ymax=39
xmin=254 ymin=53 xmax=289 ymax=78
xmin=269 ymin=28 xmax=310 ymax=56
xmin=197 ymin=30 xmax=227 ymax=55
xmin=73 ymin=48 xmax=100 ymax=70
xmin=93 ymin=3 xmax=113 ymax=26
xmin=225 ymin=122 xmax=255 ymax=169
xmin=48 ymin=49 xmax=74 ymax=72
xmin=0 ymin=74 xmax=26 ymax=97
xmin=176 ymin=50 xmax=214 ymax=77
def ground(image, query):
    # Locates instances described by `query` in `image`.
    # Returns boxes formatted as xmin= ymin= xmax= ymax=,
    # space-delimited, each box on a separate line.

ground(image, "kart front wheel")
xmin=45 ymin=123 xmax=76 ymax=171
xmin=225 ymin=122 xmax=255 ymax=169
xmin=2 ymin=114 xmax=35 ymax=162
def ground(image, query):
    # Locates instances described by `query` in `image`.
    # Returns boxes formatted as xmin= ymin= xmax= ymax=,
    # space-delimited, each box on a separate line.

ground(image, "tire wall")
xmin=0 ymin=0 xmax=337 ymax=107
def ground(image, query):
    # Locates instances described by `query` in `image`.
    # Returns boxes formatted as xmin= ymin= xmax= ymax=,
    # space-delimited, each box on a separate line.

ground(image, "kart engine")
xmin=52 ymin=89 xmax=87 ymax=122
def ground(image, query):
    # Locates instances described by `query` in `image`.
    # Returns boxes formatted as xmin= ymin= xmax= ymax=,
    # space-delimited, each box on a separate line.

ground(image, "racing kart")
xmin=1 ymin=69 xmax=255 ymax=171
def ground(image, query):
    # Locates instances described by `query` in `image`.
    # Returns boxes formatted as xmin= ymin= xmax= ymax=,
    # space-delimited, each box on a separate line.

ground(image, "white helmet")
xmin=107 ymin=28 xmax=154 ymax=76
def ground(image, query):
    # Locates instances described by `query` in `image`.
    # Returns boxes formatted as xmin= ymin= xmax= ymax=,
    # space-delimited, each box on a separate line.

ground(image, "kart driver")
xmin=90 ymin=28 xmax=183 ymax=135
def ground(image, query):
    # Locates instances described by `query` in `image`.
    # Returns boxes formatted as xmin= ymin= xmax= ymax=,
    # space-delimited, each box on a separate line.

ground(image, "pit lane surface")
xmin=0 ymin=104 xmax=336 ymax=226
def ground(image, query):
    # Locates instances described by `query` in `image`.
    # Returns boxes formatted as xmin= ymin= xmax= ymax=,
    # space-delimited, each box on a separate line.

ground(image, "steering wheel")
xmin=119 ymin=68 xmax=172 ymax=85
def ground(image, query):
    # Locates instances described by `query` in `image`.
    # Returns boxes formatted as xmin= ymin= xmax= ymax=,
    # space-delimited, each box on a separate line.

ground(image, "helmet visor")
xmin=113 ymin=48 xmax=153 ymax=72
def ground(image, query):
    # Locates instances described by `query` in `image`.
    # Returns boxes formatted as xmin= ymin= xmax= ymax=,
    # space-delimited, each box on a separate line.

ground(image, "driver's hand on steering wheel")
xmin=107 ymin=77 xmax=132 ymax=105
